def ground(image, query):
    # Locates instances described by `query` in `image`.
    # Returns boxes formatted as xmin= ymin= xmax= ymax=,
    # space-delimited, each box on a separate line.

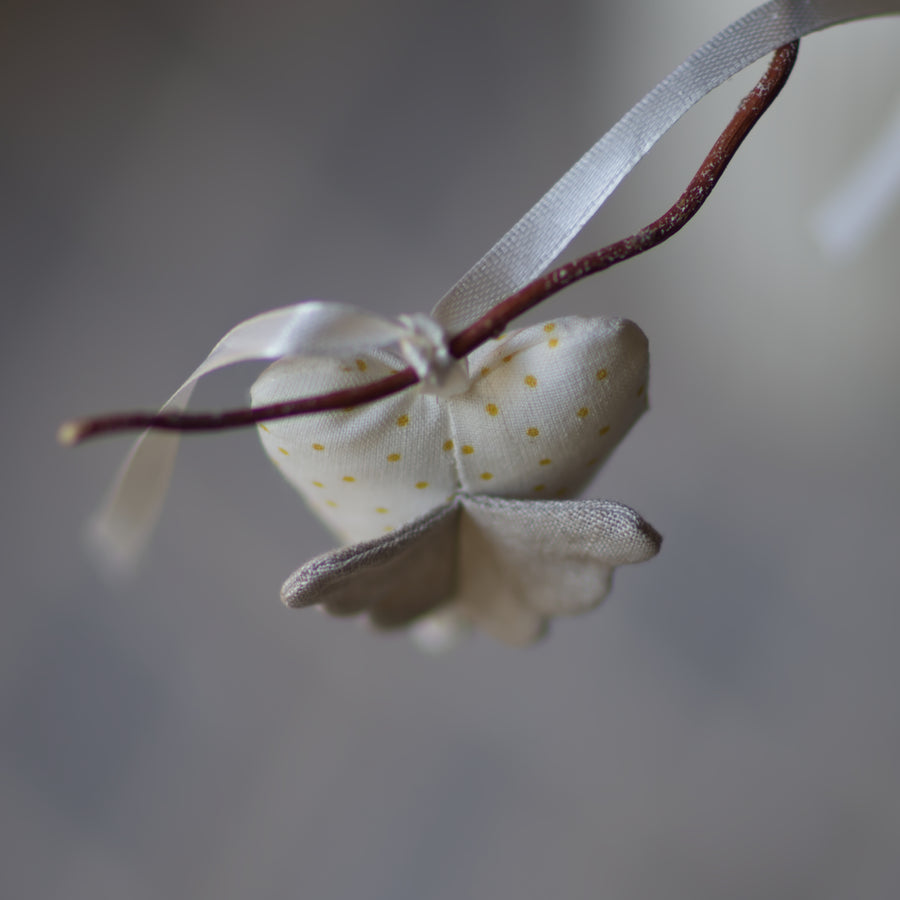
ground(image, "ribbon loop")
xmin=431 ymin=0 xmax=900 ymax=334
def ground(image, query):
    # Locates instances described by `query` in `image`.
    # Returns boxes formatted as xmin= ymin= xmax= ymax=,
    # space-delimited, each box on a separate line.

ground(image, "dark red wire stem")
xmin=59 ymin=40 xmax=798 ymax=446
xmin=452 ymin=40 xmax=798 ymax=356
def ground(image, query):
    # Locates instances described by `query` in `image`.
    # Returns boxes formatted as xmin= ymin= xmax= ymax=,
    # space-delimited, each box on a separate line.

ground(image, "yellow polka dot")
xmin=596 ymin=368 xmax=608 ymax=380
xmin=480 ymin=366 xmax=491 ymax=377
xmin=384 ymin=526 xmax=394 ymax=533
xmin=637 ymin=384 xmax=646 ymax=397
xmin=548 ymin=338 xmax=559 ymax=348
xmin=442 ymin=439 xmax=454 ymax=452
xmin=312 ymin=480 xmax=324 ymax=488
xmin=598 ymin=425 xmax=611 ymax=436
xmin=259 ymin=424 xmax=270 ymax=433
xmin=375 ymin=507 xmax=388 ymax=514
xmin=485 ymin=403 xmax=499 ymax=416
xmin=524 ymin=374 xmax=538 ymax=388
xmin=312 ymin=443 xmax=325 ymax=451
xmin=415 ymin=481 xmax=429 ymax=489
xmin=534 ymin=484 xmax=546 ymax=492
xmin=539 ymin=458 xmax=552 ymax=466
xmin=577 ymin=407 xmax=589 ymax=419
xmin=356 ymin=358 xmax=367 ymax=372
xmin=326 ymin=500 xmax=338 ymax=508
xmin=462 ymin=445 xmax=474 ymax=455
xmin=387 ymin=452 xmax=401 ymax=462
xmin=480 ymin=472 xmax=493 ymax=481
xmin=526 ymin=427 xmax=540 ymax=437
xmin=586 ymin=457 xmax=599 ymax=467
xmin=397 ymin=414 xmax=409 ymax=427
xmin=278 ymin=447 xmax=289 ymax=456
xmin=502 ymin=354 xmax=514 ymax=364
xmin=543 ymin=323 xmax=556 ymax=333
xmin=342 ymin=475 xmax=355 ymax=483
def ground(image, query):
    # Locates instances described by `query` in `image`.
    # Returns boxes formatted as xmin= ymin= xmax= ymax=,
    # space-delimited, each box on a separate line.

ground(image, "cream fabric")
xmin=455 ymin=495 xmax=661 ymax=645
xmin=281 ymin=501 xmax=461 ymax=627
xmin=281 ymin=494 xmax=661 ymax=646
xmin=251 ymin=317 xmax=648 ymax=543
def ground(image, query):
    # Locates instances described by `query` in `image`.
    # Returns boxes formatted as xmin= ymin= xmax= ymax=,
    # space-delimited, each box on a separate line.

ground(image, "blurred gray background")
xmin=3 ymin=2 xmax=900 ymax=897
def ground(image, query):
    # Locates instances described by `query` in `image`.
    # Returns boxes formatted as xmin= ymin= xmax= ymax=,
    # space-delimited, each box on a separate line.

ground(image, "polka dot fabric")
xmin=449 ymin=318 xmax=648 ymax=502
xmin=251 ymin=316 xmax=649 ymax=545
xmin=251 ymin=353 xmax=456 ymax=543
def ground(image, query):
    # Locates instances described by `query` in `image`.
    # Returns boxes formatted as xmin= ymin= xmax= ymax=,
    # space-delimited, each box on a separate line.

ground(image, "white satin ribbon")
xmin=431 ymin=0 xmax=900 ymax=334
xmin=92 ymin=0 xmax=900 ymax=569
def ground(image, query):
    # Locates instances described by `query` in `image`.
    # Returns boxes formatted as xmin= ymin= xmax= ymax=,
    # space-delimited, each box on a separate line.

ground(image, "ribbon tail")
xmin=88 ymin=385 xmax=196 ymax=576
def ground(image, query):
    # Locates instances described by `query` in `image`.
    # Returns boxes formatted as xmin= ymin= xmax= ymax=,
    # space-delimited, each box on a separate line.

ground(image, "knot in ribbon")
xmin=396 ymin=313 xmax=469 ymax=397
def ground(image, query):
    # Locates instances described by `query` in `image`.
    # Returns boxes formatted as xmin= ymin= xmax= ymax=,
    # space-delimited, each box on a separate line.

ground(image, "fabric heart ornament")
xmin=251 ymin=316 xmax=649 ymax=543
xmin=248 ymin=314 xmax=660 ymax=646
xmin=89 ymin=301 xmax=660 ymax=647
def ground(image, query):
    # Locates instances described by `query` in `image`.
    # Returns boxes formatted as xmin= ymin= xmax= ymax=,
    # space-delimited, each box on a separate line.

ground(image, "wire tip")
xmin=57 ymin=420 xmax=86 ymax=446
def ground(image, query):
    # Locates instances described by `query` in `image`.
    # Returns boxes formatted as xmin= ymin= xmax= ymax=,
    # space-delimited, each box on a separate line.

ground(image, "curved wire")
xmin=59 ymin=41 xmax=798 ymax=445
